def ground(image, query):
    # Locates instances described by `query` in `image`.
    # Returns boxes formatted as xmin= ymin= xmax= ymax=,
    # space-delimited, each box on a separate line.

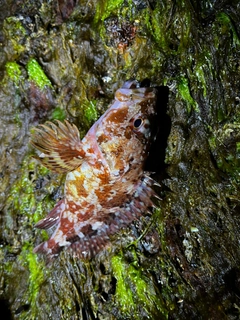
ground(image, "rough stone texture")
xmin=0 ymin=0 xmax=240 ymax=319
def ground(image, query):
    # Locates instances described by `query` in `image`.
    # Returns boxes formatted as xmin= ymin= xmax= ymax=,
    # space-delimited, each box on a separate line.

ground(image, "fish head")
xmin=114 ymin=80 xmax=158 ymax=142
xmin=94 ymin=80 xmax=158 ymax=175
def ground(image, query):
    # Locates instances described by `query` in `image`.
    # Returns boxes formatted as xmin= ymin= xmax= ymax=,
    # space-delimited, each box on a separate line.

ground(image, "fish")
xmin=31 ymin=80 xmax=160 ymax=259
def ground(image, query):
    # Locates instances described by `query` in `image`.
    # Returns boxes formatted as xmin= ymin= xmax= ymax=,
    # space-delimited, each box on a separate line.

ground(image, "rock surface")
xmin=0 ymin=1 xmax=240 ymax=319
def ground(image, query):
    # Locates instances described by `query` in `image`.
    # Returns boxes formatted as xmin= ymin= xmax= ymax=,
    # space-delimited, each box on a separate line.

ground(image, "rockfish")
xmin=31 ymin=80 xmax=160 ymax=259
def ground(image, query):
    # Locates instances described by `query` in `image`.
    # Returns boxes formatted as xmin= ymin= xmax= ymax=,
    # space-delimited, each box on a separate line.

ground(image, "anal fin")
xmin=34 ymin=199 xmax=64 ymax=229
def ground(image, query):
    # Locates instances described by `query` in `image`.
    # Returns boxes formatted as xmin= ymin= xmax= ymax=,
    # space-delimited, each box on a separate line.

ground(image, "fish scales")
xmin=31 ymin=80 xmax=159 ymax=259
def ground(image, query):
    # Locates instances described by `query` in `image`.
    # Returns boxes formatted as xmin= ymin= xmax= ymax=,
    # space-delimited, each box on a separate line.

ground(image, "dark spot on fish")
xmin=66 ymin=234 xmax=80 ymax=243
xmin=140 ymin=99 xmax=154 ymax=113
xmin=81 ymin=224 xmax=98 ymax=237
xmin=124 ymin=126 xmax=132 ymax=139
xmin=107 ymin=107 xmax=128 ymax=123
xmin=97 ymin=133 xmax=109 ymax=143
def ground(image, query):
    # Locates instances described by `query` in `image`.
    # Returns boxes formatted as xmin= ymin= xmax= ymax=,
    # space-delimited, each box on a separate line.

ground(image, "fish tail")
xmin=70 ymin=235 xmax=110 ymax=259
xmin=33 ymin=238 xmax=63 ymax=259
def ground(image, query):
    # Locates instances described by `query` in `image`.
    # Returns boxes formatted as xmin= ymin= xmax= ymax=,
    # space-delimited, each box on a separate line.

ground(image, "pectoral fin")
xmin=31 ymin=120 xmax=85 ymax=173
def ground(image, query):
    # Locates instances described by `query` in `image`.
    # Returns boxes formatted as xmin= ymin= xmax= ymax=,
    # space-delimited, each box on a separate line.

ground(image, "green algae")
xmin=83 ymin=100 xmax=98 ymax=125
xmin=3 ymin=17 xmax=26 ymax=58
xmin=51 ymin=106 xmax=67 ymax=121
xmin=5 ymin=62 xmax=22 ymax=83
xmin=6 ymin=155 xmax=54 ymax=227
xmin=177 ymin=76 xmax=199 ymax=113
xmin=143 ymin=1 xmax=191 ymax=55
xmin=177 ymin=3 xmax=192 ymax=54
xmin=209 ymin=124 xmax=240 ymax=182
xmin=154 ymin=208 xmax=168 ymax=250
xmin=143 ymin=3 xmax=169 ymax=52
xmin=195 ymin=63 xmax=207 ymax=97
xmin=18 ymin=242 xmax=45 ymax=319
xmin=93 ymin=0 xmax=129 ymax=54
xmin=27 ymin=58 xmax=52 ymax=90
xmin=3 ymin=156 xmax=52 ymax=318
xmin=1 ymin=1 xmax=240 ymax=319
xmin=111 ymin=254 xmax=168 ymax=319
xmin=236 ymin=141 xmax=240 ymax=153
xmin=111 ymin=255 xmax=134 ymax=313
xmin=5 ymin=16 xmax=26 ymax=36
xmin=94 ymin=0 xmax=125 ymax=23
xmin=6 ymin=159 xmax=35 ymax=218
xmin=216 ymin=12 xmax=240 ymax=47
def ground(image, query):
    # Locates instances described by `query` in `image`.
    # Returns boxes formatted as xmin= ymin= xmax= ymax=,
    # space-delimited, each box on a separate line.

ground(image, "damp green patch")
xmin=111 ymin=254 xmax=168 ymax=319
xmin=6 ymin=62 xmax=22 ymax=83
xmin=6 ymin=156 xmax=54 ymax=225
xmin=208 ymin=124 xmax=240 ymax=182
xmin=111 ymin=255 xmax=135 ymax=313
xmin=51 ymin=107 xmax=66 ymax=121
xmin=5 ymin=16 xmax=26 ymax=36
xmin=38 ymin=164 xmax=50 ymax=176
xmin=18 ymin=242 xmax=46 ymax=319
xmin=178 ymin=76 xmax=199 ymax=113
xmin=6 ymin=159 xmax=36 ymax=218
xmin=177 ymin=4 xmax=192 ymax=53
xmin=217 ymin=12 xmax=240 ymax=47
xmin=94 ymin=0 xmax=125 ymax=22
xmin=195 ymin=63 xmax=207 ymax=97
xmin=93 ymin=0 xmax=126 ymax=44
xmin=27 ymin=58 xmax=52 ymax=90
xmin=236 ymin=142 xmax=240 ymax=153
xmin=143 ymin=4 xmax=169 ymax=52
xmin=3 ymin=17 xmax=26 ymax=57
xmin=154 ymin=207 xmax=168 ymax=249
xmin=194 ymin=48 xmax=214 ymax=98
xmin=4 ymin=156 xmax=53 ymax=316
xmin=83 ymin=100 xmax=98 ymax=125
xmin=1 ymin=259 xmax=13 ymax=275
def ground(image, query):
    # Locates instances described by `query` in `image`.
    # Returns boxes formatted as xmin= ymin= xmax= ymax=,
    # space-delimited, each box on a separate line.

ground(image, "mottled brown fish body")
xmin=31 ymin=80 xmax=159 ymax=259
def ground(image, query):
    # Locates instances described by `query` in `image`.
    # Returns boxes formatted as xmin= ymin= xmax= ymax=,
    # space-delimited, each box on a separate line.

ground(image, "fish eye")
xmin=133 ymin=118 xmax=143 ymax=128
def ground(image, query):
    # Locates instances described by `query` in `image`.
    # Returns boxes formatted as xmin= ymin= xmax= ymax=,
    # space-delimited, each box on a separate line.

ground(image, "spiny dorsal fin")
xmin=31 ymin=120 xmax=85 ymax=173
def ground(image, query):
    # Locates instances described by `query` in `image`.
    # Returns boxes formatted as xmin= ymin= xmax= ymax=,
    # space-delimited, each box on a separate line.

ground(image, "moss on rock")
xmin=27 ymin=59 xmax=52 ymax=90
